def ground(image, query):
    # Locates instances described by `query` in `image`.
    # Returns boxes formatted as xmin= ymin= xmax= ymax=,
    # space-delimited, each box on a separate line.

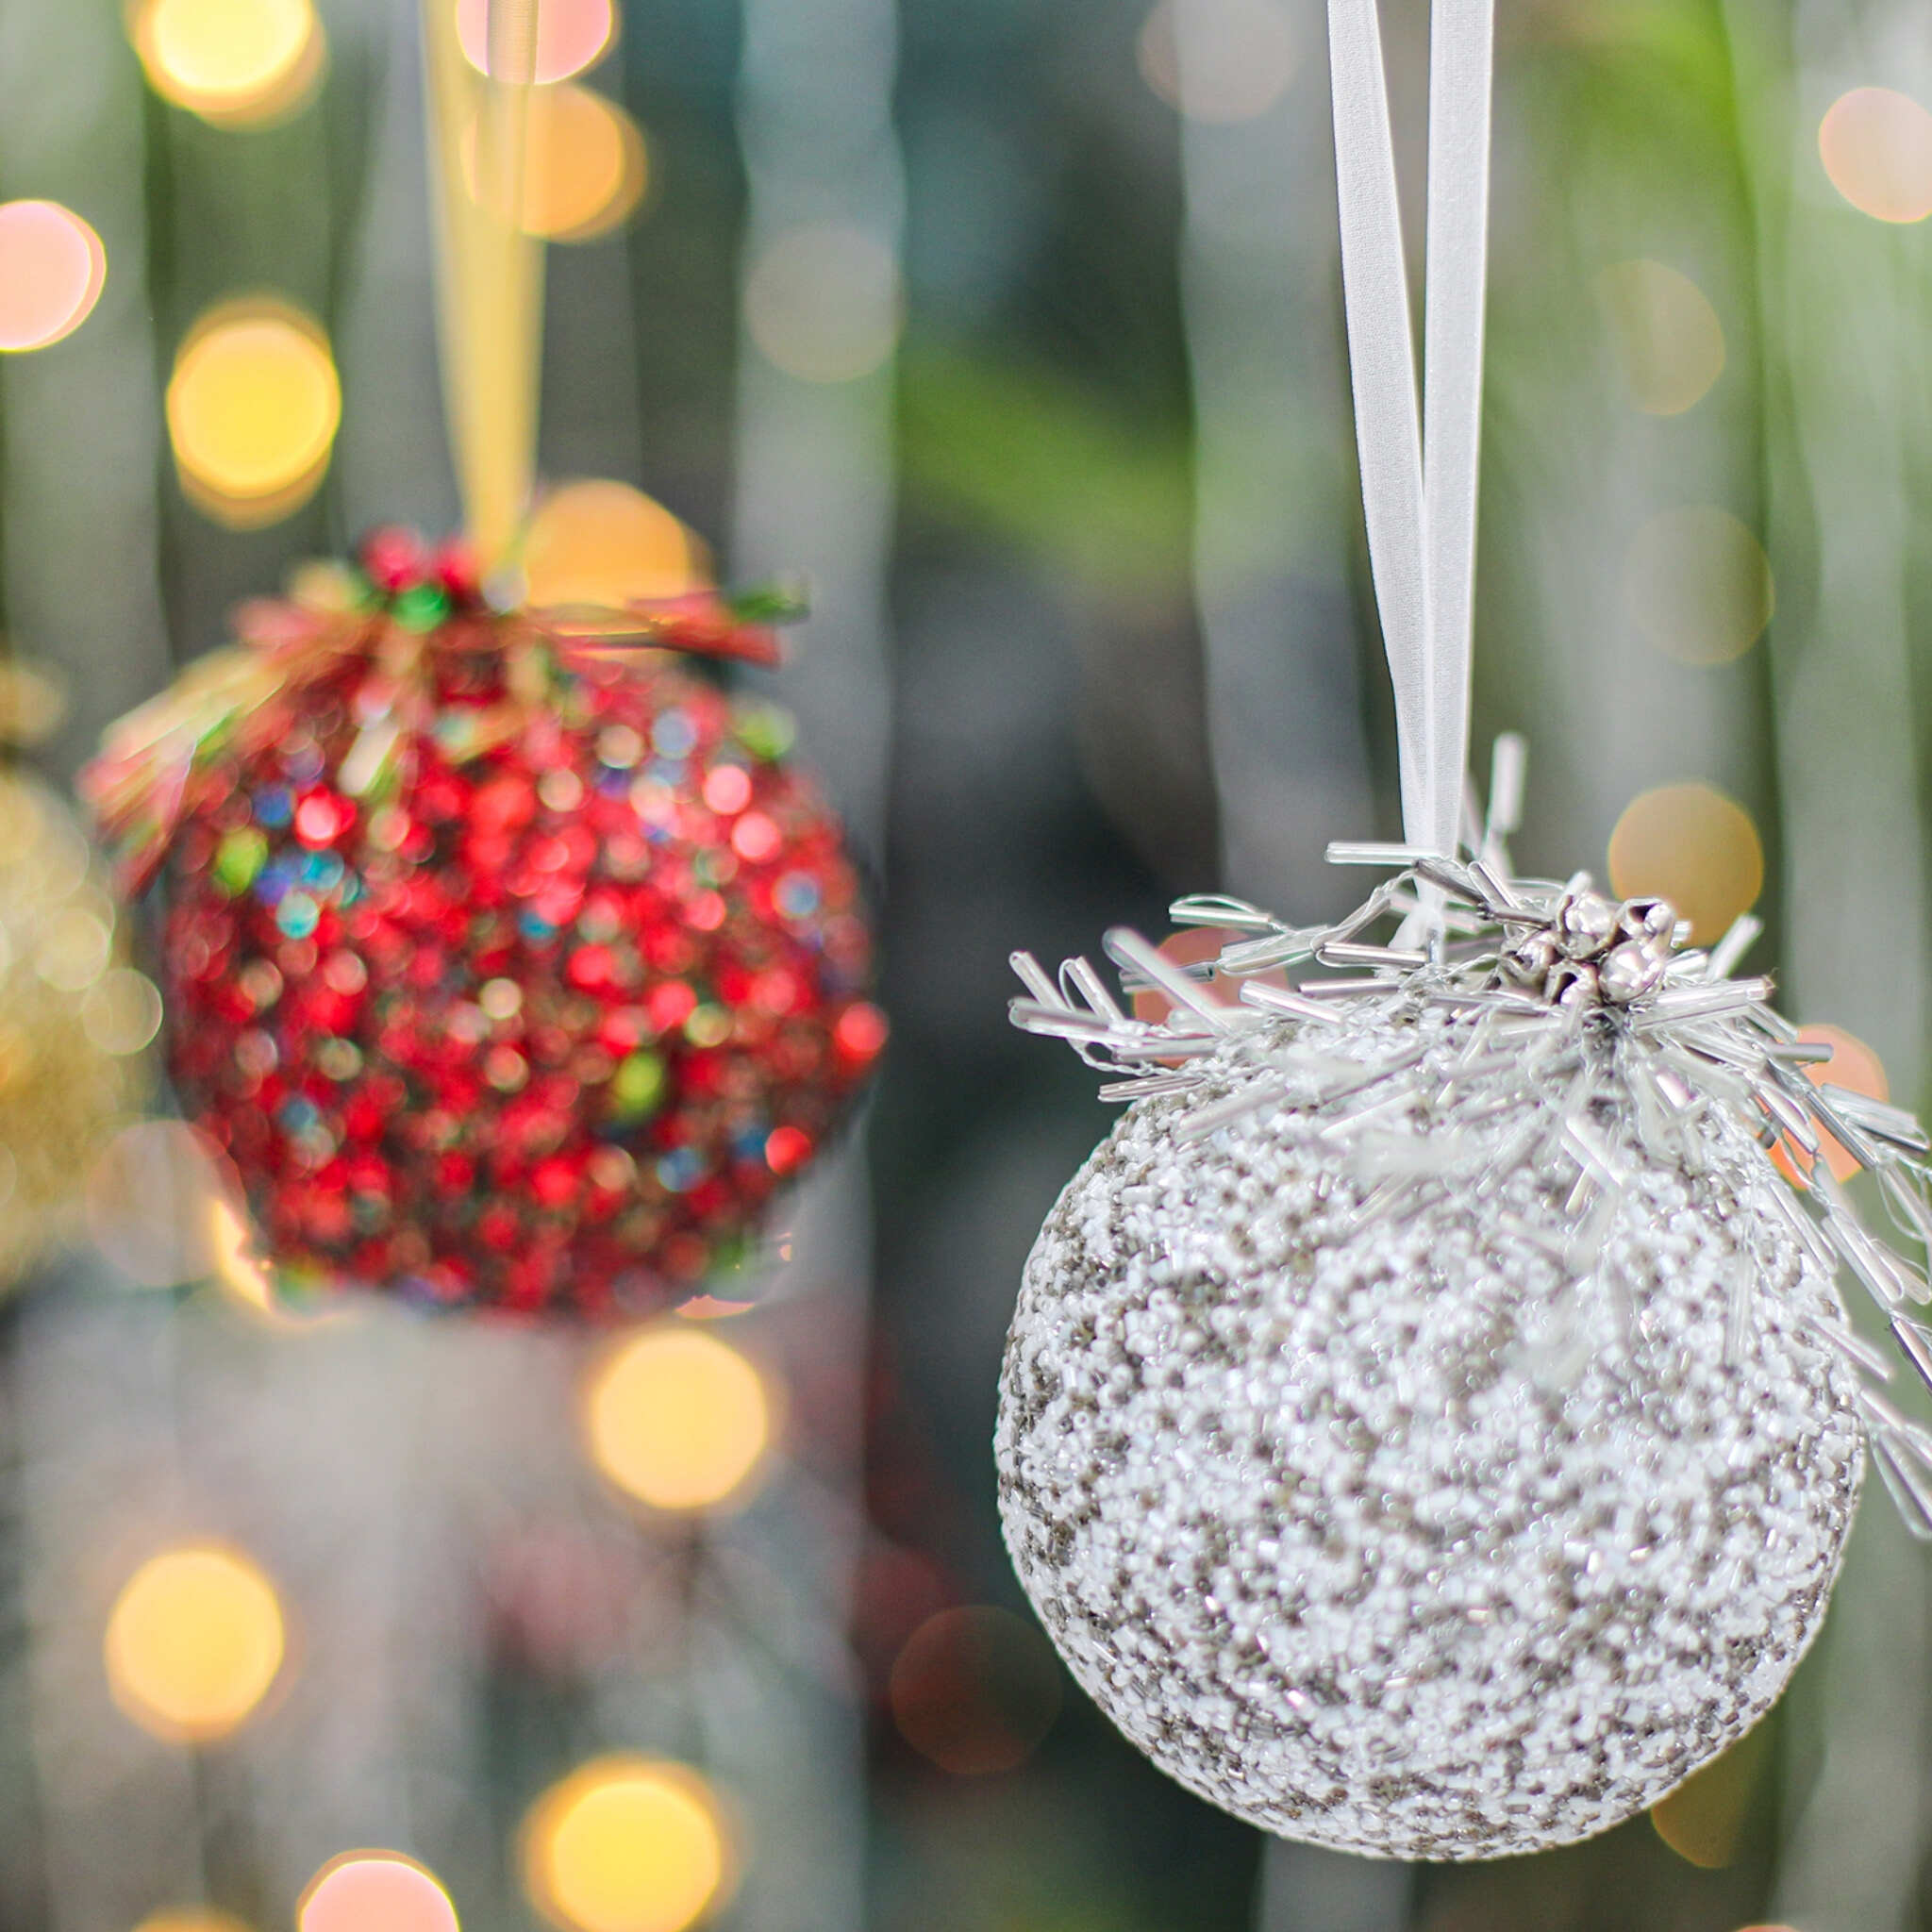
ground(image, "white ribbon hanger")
xmin=1326 ymin=0 xmax=1494 ymax=858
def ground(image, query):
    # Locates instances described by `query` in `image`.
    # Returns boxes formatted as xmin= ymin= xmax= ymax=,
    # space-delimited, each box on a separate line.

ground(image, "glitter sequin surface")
xmin=995 ymin=839 xmax=1931 ymax=1857
xmin=92 ymin=536 xmax=882 ymax=1315
xmin=998 ymin=1010 xmax=1860 ymax=1857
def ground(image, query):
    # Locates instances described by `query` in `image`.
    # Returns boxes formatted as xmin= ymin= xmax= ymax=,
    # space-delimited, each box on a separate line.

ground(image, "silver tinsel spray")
xmin=995 ymin=0 xmax=1932 ymax=1863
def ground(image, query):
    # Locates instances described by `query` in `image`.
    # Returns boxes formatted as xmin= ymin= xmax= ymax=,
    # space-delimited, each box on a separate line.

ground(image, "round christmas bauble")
xmin=88 ymin=533 xmax=883 ymax=1315
xmin=0 ymin=758 xmax=153 ymax=1283
xmin=1000 ymin=859 xmax=1917 ymax=1858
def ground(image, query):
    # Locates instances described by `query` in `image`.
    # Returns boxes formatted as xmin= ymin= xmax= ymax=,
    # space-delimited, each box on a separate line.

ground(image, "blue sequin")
xmin=254 ymin=786 xmax=294 ymax=829
xmin=276 ymin=891 xmax=320 ymax=940
xmin=301 ymin=851 xmax=346 ymax=894
xmin=774 ymin=872 xmax=821 ymax=919
xmin=253 ymin=858 xmax=297 ymax=907
xmin=655 ymin=1148 xmax=707 ymax=1193
xmin=652 ymin=710 xmax=697 ymax=758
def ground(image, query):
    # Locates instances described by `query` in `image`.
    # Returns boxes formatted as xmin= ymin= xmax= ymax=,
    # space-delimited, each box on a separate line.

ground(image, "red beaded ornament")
xmin=84 ymin=530 xmax=884 ymax=1315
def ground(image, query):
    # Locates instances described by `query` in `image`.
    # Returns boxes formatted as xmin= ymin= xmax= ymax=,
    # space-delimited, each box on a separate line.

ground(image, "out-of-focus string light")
xmin=1607 ymin=781 xmax=1764 ymax=944
xmin=129 ymin=0 xmax=326 ymax=129
xmin=1820 ymin=86 xmax=1932 ymax=223
xmin=744 ymin=225 xmax=903 ymax=384
xmin=1649 ymin=1720 xmax=1773 ymax=1868
xmin=1137 ymin=0 xmax=1297 ymax=124
xmin=166 ymin=300 xmax=341 ymax=526
xmin=1622 ymin=506 xmax=1774 ymax=667
xmin=86 ymin=1120 xmax=231 ymax=1289
xmin=889 ymin=1606 xmax=1064 ymax=1774
xmin=1595 ymin=259 xmax=1725 ymax=416
xmin=104 ymin=1544 xmax=286 ymax=1742
xmin=0 ymin=201 xmax=107 ymax=353
xmin=583 ymin=1326 xmax=773 ymax=1512
xmin=523 ymin=1757 xmax=730 ymax=1932
xmin=1772 ymin=1024 xmax=1889 ymax=1185
xmin=462 ymin=85 xmax=647 ymax=242
xmin=298 ymin=1853 xmax=459 ymax=1932
xmin=524 ymin=481 xmax=704 ymax=607
xmin=456 ymin=0 xmax=615 ymax=83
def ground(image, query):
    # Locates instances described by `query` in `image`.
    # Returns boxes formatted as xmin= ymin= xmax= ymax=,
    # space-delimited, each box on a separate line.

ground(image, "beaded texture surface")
xmin=997 ymin=826 xmax=1932 ymax=1858
xmin=88 ymin=536 xmax=882 ymax=1315
xmin=998 ymin=1008 xmax=1860 ymax=1857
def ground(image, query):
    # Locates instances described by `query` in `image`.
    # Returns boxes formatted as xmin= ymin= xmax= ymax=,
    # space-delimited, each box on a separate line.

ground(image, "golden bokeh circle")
xmin=0 ymin=201 xmax=107 ymax=354
xmin=166 ymin=301 xmax=341 ymax=523
xmin=1607 ymin=782 xmax=1764 ymax=944
xmin=1595 ymin=259 xmax=1724 ymax=417
xmin=463 ymin=85 xmax=647 ymax=242
xmin=1820 ymin=86 xmax=1932 ymax=224
xmin=1623 ymin=507 xmax=1774 ymax=667
xmin=130 ymin=0 xmax=325 ymax=127
xmin=524 ymin=481 xmax=704 ymax=608
xmin=523 ymin=1757 xmax=730 ymax=1932
xmin=297 ymin=1852 xmax=459 ymax=1932
xmin=104 ymin=1543 xmax=286 ymax=1742
xmin=134 ymin=1913 xmax=256 ymax=1932
xmin=583 ymin=1326 xmax=772 ymax=1513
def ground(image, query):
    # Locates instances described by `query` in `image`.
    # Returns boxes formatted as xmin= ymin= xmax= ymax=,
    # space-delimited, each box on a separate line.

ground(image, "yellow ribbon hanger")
xmin=421 ymin=0 xmax=545 ymax=575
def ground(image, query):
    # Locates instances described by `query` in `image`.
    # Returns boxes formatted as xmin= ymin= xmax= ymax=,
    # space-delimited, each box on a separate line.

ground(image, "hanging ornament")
xmin=995 ymin=0 xmax=1932 ymax=1861
xmin=0 ymin=664 xmax=155 ymax=1284
xmin=82 ymin=537 xmax=880 ymax=1314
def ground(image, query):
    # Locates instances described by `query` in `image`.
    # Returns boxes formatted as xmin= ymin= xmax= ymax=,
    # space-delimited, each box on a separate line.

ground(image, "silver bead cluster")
xmin=1498 ymin=889 xmax=1677 ymax=1008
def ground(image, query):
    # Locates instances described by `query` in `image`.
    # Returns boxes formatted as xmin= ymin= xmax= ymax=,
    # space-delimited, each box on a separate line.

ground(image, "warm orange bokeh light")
xmin=1137 ymin=0 xmax=1297 ymax=124
xmin=524 ymin=481 xmax=704 ymax=607
xmin=1820 ymin=86 xmax=1932 ymax=223
xmin=1772 ymin=1024 xmax=1890 ymax=1186
xmin=1596 ymin=259 xmax=1725 ymax=417
xmin=135 ymin=1913 xmax=256 ymax=1932
xmin=1623 ymin=507 xmax=1774 ymax=667
xmin=105 ymin=1544 xmax=286 ymax=1743
xmin=298 ymin=1853 xmax=459 ymax=1932
xmin=1648 ymin=1720 xmax=1773 ymax=1869
xmin=584 ymin=1326 xmax=772 ymax=1512
xmin=524 ymin=1757 xmax=729 ymax=1932
xmin=130 ymin=0 xmax=325 ymax=128
xmin=0 ymin=201 xmax=107 ymax=354
xmin=456 ymin=0 xmax=616 ymax=83
xmin=1607 ymin=782 xmax=1764 ymax=944
xmin=166 ymin=302 xmax=341 ymax=525
xmin=889 ymin=1606 xmax=1064 ymax=1775
xmin=463 ymin=84 xmax=647 ymax=242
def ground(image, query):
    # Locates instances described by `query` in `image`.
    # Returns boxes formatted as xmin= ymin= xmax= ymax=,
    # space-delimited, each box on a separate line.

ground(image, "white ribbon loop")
xmin=1326 ymin=0 xmax=1494 ymax=858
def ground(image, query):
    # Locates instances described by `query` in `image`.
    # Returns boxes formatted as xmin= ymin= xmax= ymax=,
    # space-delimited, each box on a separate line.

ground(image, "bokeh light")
xmin=464 ymin=85 xmax=647 ymax=242
xmin=583 ymin=1326 xmax=772 ymax=1512
xmin=456 ymin=0 xmax=615 ymax=83
xmin=81 ymin=966 xmax=165 ymax=1058
xmin=86 ymin=1119 xmax=229 ymax=1289
xmin=1607 ymin=782 xmax=1764 ymax=943
xmin=744 ymin=225 xmax=903 ymax=384
xmin=889 ymin=1606 xmax=1064 ymax=1774
xmin=135 ymin=1913 xmax=255 ymax=1932
xmin=0 ymin=201 xmax=107 ymax=354
xmin=129 ymin=0 xmax=325 ymax=128
xmin=298 ymin=1853 xmax=459 ymax=1932
xmin=524 ymin=1757 xmax=729 ymax=1932
xmin=1595 ymin=259 xmax=1725 ymax=416
xmin=1623 ymin=506 xmax=1774 ymax=666
xmin=524 ymin=481 xmax=705 ymax=608
xmin=1820 ymin=86 xmax=1932 ymax=223
xmin=166 ymin=301 xmax=341 ymax=525
xmin=1773 ymin=1023 xmax=1889 ymax=1186
xmin=105 ymin=1544 xmax=286 ymax=1742
xmin=1649 ymin=1720 xmax=1774 ymax=1868
xmin=1137 ymin=0 xmax=1297 ymax=124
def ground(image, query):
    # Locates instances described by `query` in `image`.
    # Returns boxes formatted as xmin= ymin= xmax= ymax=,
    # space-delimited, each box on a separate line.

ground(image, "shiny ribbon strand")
xmin=1326 ymin=0 xmax=1493 ymax=858
xmin=422 ymin=0 xmax=544 ymax=572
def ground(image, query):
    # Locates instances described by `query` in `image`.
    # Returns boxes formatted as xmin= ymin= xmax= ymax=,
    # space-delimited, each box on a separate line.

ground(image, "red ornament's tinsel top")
xmin=84 ymin=531 xmax=885 ymax=1316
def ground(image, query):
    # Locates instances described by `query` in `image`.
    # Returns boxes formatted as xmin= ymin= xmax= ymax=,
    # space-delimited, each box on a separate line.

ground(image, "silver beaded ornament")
xmin=999 ymin=776 xmax=1932 ymax=1858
